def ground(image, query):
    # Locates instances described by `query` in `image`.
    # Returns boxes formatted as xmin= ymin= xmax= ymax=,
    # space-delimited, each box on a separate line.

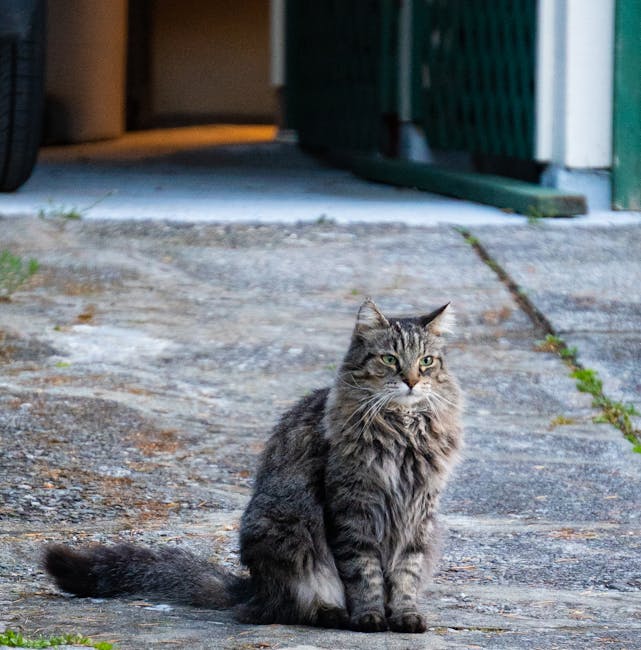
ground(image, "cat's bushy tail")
xmin=44 ymin=544 xmax=250 ymax=608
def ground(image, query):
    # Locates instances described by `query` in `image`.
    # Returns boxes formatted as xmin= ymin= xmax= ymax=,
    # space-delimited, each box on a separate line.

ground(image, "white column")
xmin=536 ymin=0 xmax=615 ymax=168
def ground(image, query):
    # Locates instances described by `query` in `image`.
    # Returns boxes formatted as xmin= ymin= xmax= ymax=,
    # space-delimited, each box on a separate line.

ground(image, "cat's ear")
xmin=419 ymin=303 xmax=454 ymax=336
xmin=355 ymin=298 xmax=389 ymax=333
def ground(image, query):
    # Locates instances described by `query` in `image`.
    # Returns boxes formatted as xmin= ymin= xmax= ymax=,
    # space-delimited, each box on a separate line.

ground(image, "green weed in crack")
xmin=0 ymin=250 xmax=39 ymax=301
xmin=538 ymin=338 xmax=641 ymax=452
xmin=38 ymin=191 xmax=115 ymax=222
xmin=38 ymin=202 xmax=83 ymax=220
xmin=456 ymin=228 xmax=641 ymax=452
xmin=548 ymin=415 xmax=577 ymax=429
xmin=571 ymin=368 xmax=603 ymax=395
xmin=536 ymin=338 xmax=640 ymax=446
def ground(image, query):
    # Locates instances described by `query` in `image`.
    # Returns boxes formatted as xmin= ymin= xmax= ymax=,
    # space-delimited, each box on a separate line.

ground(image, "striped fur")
xmin=45 ymin=299 xmax=462 ymax=633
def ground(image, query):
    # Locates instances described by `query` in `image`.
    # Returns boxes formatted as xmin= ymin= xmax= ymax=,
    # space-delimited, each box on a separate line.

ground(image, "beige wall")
xmin=151 ymin=0 xmax=276 ymax=123
xmin=46 ymin=0 xmax=127 ymax=142
xmin=45 ymin=0 xmax=274 ymax=143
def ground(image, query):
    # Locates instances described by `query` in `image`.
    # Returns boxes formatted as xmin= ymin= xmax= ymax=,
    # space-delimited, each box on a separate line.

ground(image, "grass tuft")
xmin=38 ymin=192 xmax=114 ymax=222
xmin=535 ymin=335 xmax=577 ymax=360
xmin=0 ymin=629 xmax=113 ymax=649
xmin=549 ymin=415 xmax=576 ymax=429
xmin=38 ymin=203 xmax=83 ymax=220
xmin=0 ymin=250 xmax=39 ymax=301
xmin=571 ymin=368 xmax=603 ymax=396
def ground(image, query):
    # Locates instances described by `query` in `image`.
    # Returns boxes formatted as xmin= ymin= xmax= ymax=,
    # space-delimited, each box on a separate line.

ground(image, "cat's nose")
xmin=402 ymin=373 xmax=419 ymax=389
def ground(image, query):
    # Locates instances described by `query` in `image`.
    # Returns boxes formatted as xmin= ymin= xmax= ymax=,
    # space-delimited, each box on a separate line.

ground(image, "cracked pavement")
xmin=1 ymin=151 xmax=640 ymax=649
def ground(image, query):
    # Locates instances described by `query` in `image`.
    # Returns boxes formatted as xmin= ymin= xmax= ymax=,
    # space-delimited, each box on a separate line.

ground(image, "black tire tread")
xmin=0 ymin=0 xmax=45 ymax=192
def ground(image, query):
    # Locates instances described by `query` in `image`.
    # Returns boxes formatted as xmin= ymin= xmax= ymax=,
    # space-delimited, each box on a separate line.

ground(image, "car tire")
xmin=0 ymin=0 xmax=45 ymax=192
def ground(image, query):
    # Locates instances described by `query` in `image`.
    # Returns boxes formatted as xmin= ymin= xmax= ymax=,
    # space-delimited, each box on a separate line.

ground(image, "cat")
xmin=45 ymin=298 xmax=462 ymax=633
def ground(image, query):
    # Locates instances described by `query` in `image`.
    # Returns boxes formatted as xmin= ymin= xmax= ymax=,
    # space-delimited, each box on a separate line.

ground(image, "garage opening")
xmin=44 ymin=0 xmax=277 ymax=144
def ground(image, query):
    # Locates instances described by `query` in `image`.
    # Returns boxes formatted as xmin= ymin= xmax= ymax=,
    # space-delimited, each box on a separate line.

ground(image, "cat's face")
xmin=340 ymin=300 xmax=456 ymax=415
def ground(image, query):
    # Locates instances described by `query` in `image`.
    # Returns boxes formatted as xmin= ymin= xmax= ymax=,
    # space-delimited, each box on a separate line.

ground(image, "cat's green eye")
xmin=380 ymin=354 xmax=398 ymax=366
xmin=419 ymin=355 xmax=435 ymax=369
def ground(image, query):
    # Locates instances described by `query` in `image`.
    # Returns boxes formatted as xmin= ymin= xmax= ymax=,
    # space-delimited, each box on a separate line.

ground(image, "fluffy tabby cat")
xmin=45 ymin=299 xmax=462 ymax=633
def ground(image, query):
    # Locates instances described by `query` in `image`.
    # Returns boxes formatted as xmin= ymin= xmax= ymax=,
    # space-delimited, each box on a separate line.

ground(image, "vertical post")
xmin=398 ymin=0 xmax=413 ymax=122
xmin=270 ymin=0 xmax=288 ymax=131
xmin=46 ymin=0 xmax=127 ymax=142
xmin=397 ymin=0 xmax=430 ymax=161
xmin=536 ymin=0 xmax=615 ymax=208
xmin=612 ymin=0 xmax=641 ymax=210
xmin=536 ymin=0 xmax=615 ymax=167
xmin=270 ymin=0 xmax=286 ymax=87
xmin=535 ymin=0 xmax=557 ymax=163
xmin=284 ymin=0 xmax=301 ymax=132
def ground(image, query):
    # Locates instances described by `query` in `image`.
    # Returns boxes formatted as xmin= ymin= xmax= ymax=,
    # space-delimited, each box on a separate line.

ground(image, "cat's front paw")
xmin=350 ymin=611 xmax=388 ymax=632
xmin=387 ymin=610 xmax=427 ymax=633
xmin=316 ymin=605 xmax=350 ymax=629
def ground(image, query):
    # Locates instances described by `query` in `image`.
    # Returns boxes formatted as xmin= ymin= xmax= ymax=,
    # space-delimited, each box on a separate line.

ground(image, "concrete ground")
xmin=2 ymin=125 xmax=641 ymax=227
xmin=1 ymin=129 xmax=640 ymax=649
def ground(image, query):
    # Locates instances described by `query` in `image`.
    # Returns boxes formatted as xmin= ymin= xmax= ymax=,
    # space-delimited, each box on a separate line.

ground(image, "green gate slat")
xmin=286 ymin=0 xmax=396 ymax=152
xmin=350 ymin=155 xmax=587 ymax=217
xmin=419 ymin=0 xmax=536 ymax=160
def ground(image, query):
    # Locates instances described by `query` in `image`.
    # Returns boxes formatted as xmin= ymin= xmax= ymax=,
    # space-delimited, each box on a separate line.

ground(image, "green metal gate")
xmin=286 ymin=0 xmax=585 ymax=216
xmin=287 ymin=0 xmax=536 ymax=161
xmin=286 ymin=0 xmax=396 ymax=153
xmin=418 ymin=0 xmax=537 ymax=161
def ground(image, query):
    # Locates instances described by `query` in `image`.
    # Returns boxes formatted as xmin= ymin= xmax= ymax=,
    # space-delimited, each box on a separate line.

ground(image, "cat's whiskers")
xmin=341 ymin=390 xmax=392 ymax=437
xmin=361 ymin=392 xmax=392 ymax=430
xmin=330 ymin=375 xmax=381 ymax=434
xmin=422 ymin=390 xmax=458 ymax=421
xmin=337 ymin=375 xmax=372 ymax=393
xmin=421 ymin=392 xmax=442 ymax=416
xmin=339 ymin=393 xmax=379 ymax=434
xmin=427 ymin=390 xmax=457 ymax=410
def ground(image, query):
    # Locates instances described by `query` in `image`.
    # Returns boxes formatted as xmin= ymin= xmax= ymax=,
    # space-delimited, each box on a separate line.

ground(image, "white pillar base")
xmin=541 ymin=165 xmax=611 ymax=210
xmin=398 ymin=123 xmax=432 ymax=163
